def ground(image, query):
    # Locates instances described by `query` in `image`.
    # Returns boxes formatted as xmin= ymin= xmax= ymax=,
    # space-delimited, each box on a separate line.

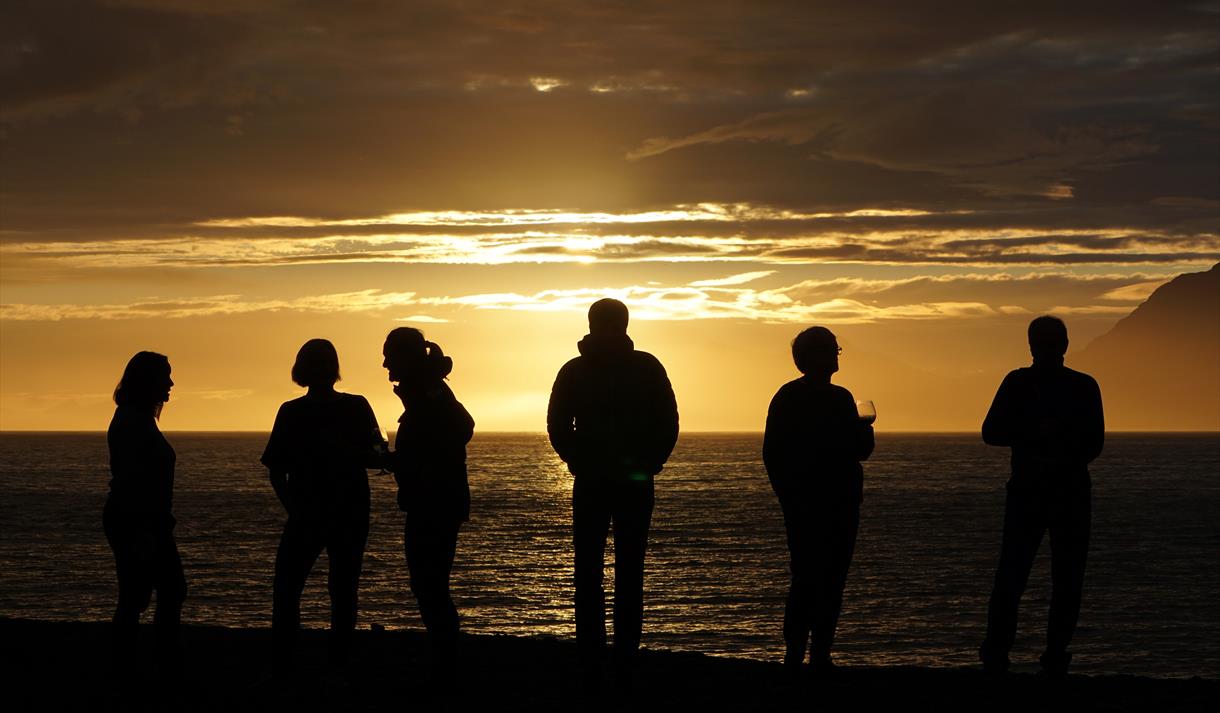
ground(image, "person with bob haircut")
xmin=261 ymin=338 xmax=383 ymax=677
xmin=105 ymin=350 xmax=186 ymax=681
xmin=381 ymin=326 xmax=474 ymax=683
xmin=763 ymin=326 xmax=873 ymax=679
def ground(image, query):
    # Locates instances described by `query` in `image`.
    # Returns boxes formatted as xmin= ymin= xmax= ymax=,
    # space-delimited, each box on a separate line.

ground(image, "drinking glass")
xmin=375 ymin=424 xmax=391 ymax=474
xmin=855 ymin=399 xmax=877 ymax=425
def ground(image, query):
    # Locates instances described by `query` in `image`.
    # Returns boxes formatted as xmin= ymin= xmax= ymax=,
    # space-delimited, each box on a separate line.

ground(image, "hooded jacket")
xmin=547 ymin=332 xmax=679 ymax=479
xmin=392 ymin=380 xmax=474 ymax=521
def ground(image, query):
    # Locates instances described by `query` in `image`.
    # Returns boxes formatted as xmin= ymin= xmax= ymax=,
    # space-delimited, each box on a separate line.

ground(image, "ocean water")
xmin=0 ymin=432 xmax=1216 ymax=678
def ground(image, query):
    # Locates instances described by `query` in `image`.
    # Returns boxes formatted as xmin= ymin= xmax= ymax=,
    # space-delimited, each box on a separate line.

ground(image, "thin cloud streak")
xmin=4 ymin=214 xmax=1217 ymax=269
xmin=3 ymin=271 xmax=1169 ymax=325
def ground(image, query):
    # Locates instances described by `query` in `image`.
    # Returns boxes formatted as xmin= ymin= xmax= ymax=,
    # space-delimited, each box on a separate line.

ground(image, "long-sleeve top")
xmin=982 ymin=361 xmax=1104 ymax=491
xmin=547 ymin=333 xmax=679 ymax=479
xmin=107 ymin=406 xmax=177 ymax=525
xmin=763 ymin=378 xmax=874 ymax=507
xmin=392 ymin=381 xmax=474 ymax=522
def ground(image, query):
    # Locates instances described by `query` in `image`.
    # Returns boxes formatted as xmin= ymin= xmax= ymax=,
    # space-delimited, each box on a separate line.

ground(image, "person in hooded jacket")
xmin=381 ymin=327 xmax=474 ymax=679
xmin=547 ymin=298 xmax=679 ymax=690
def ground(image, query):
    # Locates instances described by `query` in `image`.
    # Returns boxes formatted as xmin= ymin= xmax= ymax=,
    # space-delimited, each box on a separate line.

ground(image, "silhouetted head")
xmin=588 ymin=298 xmax=629 ymax=336
xmin=383 ymin=326 xmax=452 ymax=385
xmin=1028 ymin=315 xmax=1069 ymax=362
xmin=291 ymin=338 xmax=341 ymax=388
xmin=114 ymin=351 xmax=173 ymax=418
xmin=792 ymin=326 xmax=840 ymax=379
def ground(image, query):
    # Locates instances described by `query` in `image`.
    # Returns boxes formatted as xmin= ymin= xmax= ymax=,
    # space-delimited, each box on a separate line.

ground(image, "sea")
xmin=0 ymin=432 xmax=1216 ymax=678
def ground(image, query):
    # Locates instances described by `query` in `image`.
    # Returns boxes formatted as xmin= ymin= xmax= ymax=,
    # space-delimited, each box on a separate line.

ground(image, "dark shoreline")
xmin=3 ymin=618 xmax=1215 ymax=712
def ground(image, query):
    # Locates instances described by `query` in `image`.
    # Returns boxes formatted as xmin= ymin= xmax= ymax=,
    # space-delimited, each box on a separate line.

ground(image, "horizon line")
xmin=1 ymin=429 xmax=1217 ymax=435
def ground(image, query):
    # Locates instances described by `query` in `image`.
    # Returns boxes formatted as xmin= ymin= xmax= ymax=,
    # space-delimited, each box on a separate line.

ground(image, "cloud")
xmin=0 ymin=289 xmax=418 ymax=321
xmin=395 ymin=314 xmax=450 ymax=324
xmin=3 ymin=204 xmax=1216 ymax=270
xmin=4 ymin=271 xmax=1172 ymax=325
xmin=688 ymin=271 xmax=776 ymax=287
xmin=629 ymin=106 xmax=1161 ymax=199
xmin=1099 ymin=279 xmax=1172 ymax=301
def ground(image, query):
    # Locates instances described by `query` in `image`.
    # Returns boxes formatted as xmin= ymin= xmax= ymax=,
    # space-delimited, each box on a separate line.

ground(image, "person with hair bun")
xmin=381 ymin=327 xmax=474 ymax=681
xmin=261 ymin=338 xmax=383 ymax=677
xmin=105 ymin=350 xmax=186 ymax=681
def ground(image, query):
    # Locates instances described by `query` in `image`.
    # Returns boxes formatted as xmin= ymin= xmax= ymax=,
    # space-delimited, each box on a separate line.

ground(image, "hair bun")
xmin=425 ymin=341 xmax=454 ymax=379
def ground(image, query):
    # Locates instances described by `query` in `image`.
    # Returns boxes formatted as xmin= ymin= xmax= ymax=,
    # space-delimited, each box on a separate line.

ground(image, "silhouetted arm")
xmin=446 ymin=398 xmax=475 ymax=448
xmin=647 ymin=358 xmax=679 ymax=473
xmin=261 ymin=404 xmax=295 ymax=513
xmin=982 ymin=372 xmax=1019 ymax=447
xmin=1074 ymin=376 xmax=1105 ymax=465
xmin=547 ymin=362 xmax=578 ymax=465
xmin=355 ymin=395 xmax=388 ymax=469
xmin=763 ymin=386 xmax=798 ymax=501
xmin=268 ymin=470 xmax=292 ymax=513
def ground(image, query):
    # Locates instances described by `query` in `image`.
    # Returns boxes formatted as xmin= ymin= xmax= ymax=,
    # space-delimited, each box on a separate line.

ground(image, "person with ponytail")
xmin=381 ymin=327 xmax=474 ymax=682
xmin=105 ymin=351 xmax=186 ymax=681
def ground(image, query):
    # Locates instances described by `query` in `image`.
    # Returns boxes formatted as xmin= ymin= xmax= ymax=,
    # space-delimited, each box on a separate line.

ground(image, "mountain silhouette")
xmin=1074 ymin=263 xmax=1220 ymax=430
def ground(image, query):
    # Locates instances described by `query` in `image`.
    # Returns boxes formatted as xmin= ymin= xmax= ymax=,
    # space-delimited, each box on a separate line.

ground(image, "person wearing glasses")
xmin=763 ymin=327 xmax=874 ymax=679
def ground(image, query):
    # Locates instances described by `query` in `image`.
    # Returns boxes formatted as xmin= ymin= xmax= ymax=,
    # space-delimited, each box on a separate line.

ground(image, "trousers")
xmin=781 ymin=502 xmax=859 ymax=661
xmin=404 ymin=515 xmax=462 ymax=655
xmin=103 ymin=501 xmax=187 ymax=672
xmin=272 ymin=509 xmax=369 ymax=668
xmin=981 ymin=484 xmax=1091 ymax=668
xmin=573 ymin=474 xmax=655 ymax=668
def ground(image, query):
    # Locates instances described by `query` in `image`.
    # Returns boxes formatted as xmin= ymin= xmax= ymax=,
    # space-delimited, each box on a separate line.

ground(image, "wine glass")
xmin=375 ymin=423 xmax=391 ymax=474
xmin=855 ymin=399 xmax=877 ymax=425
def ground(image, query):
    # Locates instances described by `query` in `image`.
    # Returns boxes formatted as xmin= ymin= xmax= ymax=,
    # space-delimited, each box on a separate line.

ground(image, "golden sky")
xmin=1 ymin=1 xmax=1218 ymax=431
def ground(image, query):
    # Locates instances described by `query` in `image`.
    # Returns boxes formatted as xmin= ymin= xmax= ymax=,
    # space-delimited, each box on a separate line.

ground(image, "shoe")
xmin=809 ymin=656 xmax=837 ymax=680
xmin=979 ymin=645 xmax=1010 ymax=675
xmin=1039 ymin=650 xmax=1072 ymax=680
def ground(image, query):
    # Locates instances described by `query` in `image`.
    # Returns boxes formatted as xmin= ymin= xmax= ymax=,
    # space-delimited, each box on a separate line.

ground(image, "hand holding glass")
xmin=855 ymin=399 xmax=877 ymax=425
xmin=375 ymin=424 xmax=391 ymax=474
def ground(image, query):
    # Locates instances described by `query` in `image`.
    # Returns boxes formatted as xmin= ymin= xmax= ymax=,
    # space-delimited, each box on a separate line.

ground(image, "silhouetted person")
xmin=980 ymin=316 xmax=1104 ymax=678
xmin=763 ymin=327 xmax=873 ymax=678
xmin=105 ymin=351 xmax=186 ymax=681
xmin=382 ymin=327 xmax=474 ymax=680
xmin=547 ymin=299 xmax=679 ymax=691
xmin=262 ymin=339 xmax=382 ymax=677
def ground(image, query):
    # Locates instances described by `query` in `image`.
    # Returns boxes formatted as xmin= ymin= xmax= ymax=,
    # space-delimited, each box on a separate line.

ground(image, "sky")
xmin=1 ymin=1 xmax=1218 ymax=431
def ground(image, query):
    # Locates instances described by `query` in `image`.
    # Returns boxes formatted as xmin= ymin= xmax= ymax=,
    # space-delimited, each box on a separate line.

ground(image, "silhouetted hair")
xmin=384 ymin=327 xmax=453 ymax=380
xmin=792 ymin=326 xmax=838 ymax=375
xmin=291 ymin=339 xmax=341 ymax=387
xmin=588 ymin=298 xmax=629 ymax=335
xmin=114 ymin=351 xmax=171 ymax=418
xmin=1028 ymin=315 xmax=1069 ymax=360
